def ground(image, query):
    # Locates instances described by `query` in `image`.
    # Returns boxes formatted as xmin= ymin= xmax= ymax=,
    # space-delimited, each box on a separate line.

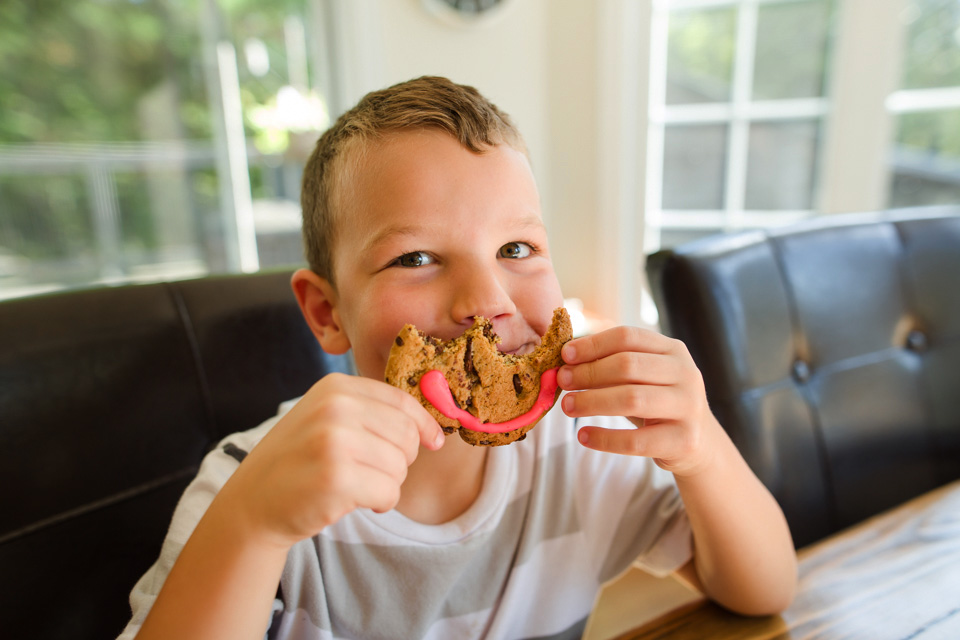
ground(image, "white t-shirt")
xmin=119 ymin=397 xmax=692 ymax=640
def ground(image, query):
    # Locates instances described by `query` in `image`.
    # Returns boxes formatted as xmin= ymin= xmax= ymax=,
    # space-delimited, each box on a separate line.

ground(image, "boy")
xmin=120 ymin=76 xmax=796 ymax=640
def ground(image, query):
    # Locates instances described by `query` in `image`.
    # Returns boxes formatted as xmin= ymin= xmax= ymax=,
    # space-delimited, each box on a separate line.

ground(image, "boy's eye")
xmin=499 ymin=242 xmax=533 ymax=259
xmin=394 ymin=251 xmax=434 ymax=268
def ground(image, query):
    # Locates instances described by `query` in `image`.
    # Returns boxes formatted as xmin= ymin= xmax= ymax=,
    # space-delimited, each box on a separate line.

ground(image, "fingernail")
xmin=563 ymin=343 xmax=576 ymax=362
xmin=577 ymin=429 xmax=589 ymax=445
xmin=434 ymin=431 xmax=446 ymax=448
xmin=558 ymin=367 xmax=573 ymax=388
xmin=563 ymin=394 xmax=575 ymax=413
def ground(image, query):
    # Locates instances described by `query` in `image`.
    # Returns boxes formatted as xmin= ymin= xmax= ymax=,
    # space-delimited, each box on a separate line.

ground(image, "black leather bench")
xmin=647 ymin=206 xmax=960 ymax=547
xmin=0 ymin=270 xmax=352 ymax=639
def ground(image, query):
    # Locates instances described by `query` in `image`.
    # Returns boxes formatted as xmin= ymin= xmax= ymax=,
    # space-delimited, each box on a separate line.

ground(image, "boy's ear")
xmin=291 ymin=268 xmax=351 ymax=355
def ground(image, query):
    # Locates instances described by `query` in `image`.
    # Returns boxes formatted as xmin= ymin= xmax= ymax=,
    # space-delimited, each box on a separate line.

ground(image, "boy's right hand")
xmin=216 ymin=373 xmax=445 ymax=549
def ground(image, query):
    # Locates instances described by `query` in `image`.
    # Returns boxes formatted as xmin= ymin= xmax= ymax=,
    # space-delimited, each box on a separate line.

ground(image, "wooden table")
xmin=614 ymin=479 xmax=960 ymax=639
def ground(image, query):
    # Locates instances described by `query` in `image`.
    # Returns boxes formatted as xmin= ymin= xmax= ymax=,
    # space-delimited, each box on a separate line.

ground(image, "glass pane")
xmin=114 ymin=168 xmax=207 ymax=279
xmin=250 ymin=161 xmax=308 ymax=269
xmin=0 ymin=2 xmax=210 ymax=144
xmin=662 ymin=124 xmax=728 ymax=210
xmin=901 ymin=0 xmax=960 ymax=90
xmin=0 ymin=173 xmax=96 ymax=298
xmin=666 ymin=7 xmax=737 ymax=105
xmin=745 ymin=120 xmax=820 ymax=210
xmin=0 ymin=0 xmax=331 ymax=299
xmin=753 ymin=0 xmax=833 ymax=100
xmin=888 ymin=109 xmax=960 ymax=207
xmin=224 ymin=4 xmax=327 ymax=270
xmin=659 ymin=227 xmax=724 ymax=250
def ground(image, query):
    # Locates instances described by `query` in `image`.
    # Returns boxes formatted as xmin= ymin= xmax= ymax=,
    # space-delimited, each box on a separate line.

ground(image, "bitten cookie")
xmin=384 ymin=307 xmax=573 ymax=446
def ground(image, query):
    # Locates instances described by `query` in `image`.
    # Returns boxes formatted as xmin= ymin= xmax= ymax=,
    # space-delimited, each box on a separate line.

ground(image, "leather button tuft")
xmin=906 ymin=329 xmax=928 ymax=352
xmin=792 ymin=359 xmax=811 ymax=383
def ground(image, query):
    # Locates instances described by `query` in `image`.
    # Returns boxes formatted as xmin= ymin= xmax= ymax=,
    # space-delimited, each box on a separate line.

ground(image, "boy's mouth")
xmin=501 ymin=342 xmax=537 ymax=356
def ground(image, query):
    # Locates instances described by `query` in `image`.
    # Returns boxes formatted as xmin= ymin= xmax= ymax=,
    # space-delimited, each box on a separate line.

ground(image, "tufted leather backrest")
xmin=646 ymin=207 xmax=960 ymax=547
xmin=0 ymin=271 xmax=352 ymax=640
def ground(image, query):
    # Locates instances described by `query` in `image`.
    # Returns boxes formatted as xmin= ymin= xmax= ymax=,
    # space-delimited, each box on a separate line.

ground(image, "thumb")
xmin=413 ymin=403 xmax=446 ymax=451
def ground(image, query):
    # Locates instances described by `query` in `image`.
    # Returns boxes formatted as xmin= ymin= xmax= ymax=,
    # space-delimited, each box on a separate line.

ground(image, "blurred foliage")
xmin=0 ymin=0 xmax=310 ymax=144
xmin=667 ymin=0 xmax=835 ymax=104
xmin=753 ymin=0 xmax=833 ymax=100
xmin=667 ymin=6 xmax=737 ymax=104
xmin=0 ymin=174 xmax=93 ymax=260
xmin=897 ymin=109 xmax=960 ymax=156
xmin=902 ymin=0 xmax=960 ymax=92
xmin=0 ymin=0 xmax=311 ymax=272
xmin=0 ymin=0 xmax=208 ymax=143
xmin=898 ymin=0 xmax=960 ymax=157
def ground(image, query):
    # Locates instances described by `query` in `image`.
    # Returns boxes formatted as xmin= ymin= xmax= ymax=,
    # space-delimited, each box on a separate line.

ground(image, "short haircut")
xmin=300 ymin=76 xmax=526 ymax=285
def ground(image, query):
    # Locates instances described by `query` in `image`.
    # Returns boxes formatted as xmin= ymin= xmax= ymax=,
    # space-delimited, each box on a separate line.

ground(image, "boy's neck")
xmin=396 ymin=435 xmax=489 ymax=525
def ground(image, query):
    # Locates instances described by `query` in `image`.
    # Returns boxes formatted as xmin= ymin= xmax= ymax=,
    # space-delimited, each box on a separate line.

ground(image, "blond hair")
xmin=300 ymin=76 xmax=526 ymax=285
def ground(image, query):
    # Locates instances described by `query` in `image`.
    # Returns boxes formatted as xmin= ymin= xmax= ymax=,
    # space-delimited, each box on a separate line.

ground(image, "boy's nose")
xmin=449 ymin=266 xmax=517 ymax=324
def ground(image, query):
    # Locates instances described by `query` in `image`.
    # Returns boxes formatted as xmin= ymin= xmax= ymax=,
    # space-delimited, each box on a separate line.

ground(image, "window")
xmin=643 ymin=0 xmax=960 ymax=256
xmin=0 ymin=0 xmax=336 ymax=300
xmin=645 ymin=0 xmax=834 ymax=253
xmin=887 ymin=0 xmax=960 ymax=207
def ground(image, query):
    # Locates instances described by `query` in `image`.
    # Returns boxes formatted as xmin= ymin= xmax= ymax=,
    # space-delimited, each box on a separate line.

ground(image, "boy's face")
xmin=327 ymin=129 xmax=564 ymax=381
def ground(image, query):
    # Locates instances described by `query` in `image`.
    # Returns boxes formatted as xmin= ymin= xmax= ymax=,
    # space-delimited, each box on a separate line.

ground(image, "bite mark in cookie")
xmin=384 ymin=307 xmax=573 ymax=446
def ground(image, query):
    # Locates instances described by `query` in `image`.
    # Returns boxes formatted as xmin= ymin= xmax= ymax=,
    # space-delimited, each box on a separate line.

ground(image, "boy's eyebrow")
xmin=362 ymin=224 xmax=423 ymax=254
xmin=363 ymin=214 xmax=546 ymax=253
xmin=514 ymin=214 xmax=548 ymax=232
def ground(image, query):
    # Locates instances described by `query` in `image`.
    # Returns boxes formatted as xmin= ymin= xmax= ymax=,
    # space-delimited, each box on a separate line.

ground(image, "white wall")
xmin=332 ymin=0 xmax=620 ymax=320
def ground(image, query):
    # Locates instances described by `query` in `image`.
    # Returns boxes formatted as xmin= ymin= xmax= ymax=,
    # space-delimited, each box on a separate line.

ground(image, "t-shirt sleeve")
xmin=573 ymin=416 xmax=693 ymax=583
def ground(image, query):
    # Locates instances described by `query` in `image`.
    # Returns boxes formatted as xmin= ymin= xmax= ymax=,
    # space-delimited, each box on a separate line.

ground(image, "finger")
xmin=562 ymin=326 xmax=678 ymax=365
xmin=347 ymin=427 xmax=413 ymax=484
xmin=369 ymin=380 xmax=446 ymax=451
xmin=558 ymin=351 xmax=681 ymax=391
xmin=316 ymin=374 xmax=445 ymax=451
xmin=577 ymin=422 xmax=690 ymax=460
xmin=350 ymin=399 xmax=431 ymax=466
xmin=307 ymin=391 xmax=425 ymax=467
xmin=344 ymin=462 xmax=404 ymax=514
xmin=561 ymin=385 xmax=685 ymax=421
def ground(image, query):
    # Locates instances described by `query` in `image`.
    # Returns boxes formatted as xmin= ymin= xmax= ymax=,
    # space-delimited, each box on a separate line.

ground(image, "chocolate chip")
xmin=395 ymin=336 xmax=404 ymax=346
xmin=407 ymin=376 xmax=417 ymax=387
xmin=517 ymin=433 xmax=527 ymax=441
xmin=464 ymin=396 xmax=472 ymax=407
xmin=441 ymin=426 xmax=456 ymax=434
xmin=464 ymin=337 xmax=475 ymax=375
xmin=479 ymin=439 xmax=492 ymax=446
xmin=513 ymin=373 xmax=522 ymax=395
xmin=482 ymin=322 xmax=495 ymax=341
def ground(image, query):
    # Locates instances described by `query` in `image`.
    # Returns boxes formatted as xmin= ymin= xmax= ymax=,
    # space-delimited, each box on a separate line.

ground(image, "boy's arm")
xmin=132 ymin=486 xmax=289 ymax=640
xmin=134 ymin=373 xmax=445 ymax=640
xmin=670 ymin=425 xmax=796 ymax=615
xmin=558 ymin=328 xmax=797 ymax=616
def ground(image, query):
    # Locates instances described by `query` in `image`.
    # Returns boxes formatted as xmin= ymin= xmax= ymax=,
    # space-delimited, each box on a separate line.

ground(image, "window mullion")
xmin=818 ymin=0 xmax=906 ymax=214
xmin=644 ymin=5 xmax=671 ymax=253
xmin=887 ymin=86 xmax=960 ymax=113
xmin=724 ymin=0 xmax=758 ymax=229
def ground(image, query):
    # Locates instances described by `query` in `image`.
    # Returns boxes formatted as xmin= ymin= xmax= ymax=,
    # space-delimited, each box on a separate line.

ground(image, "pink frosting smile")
xmin=419 ymin=368 xmax=560 ymax=434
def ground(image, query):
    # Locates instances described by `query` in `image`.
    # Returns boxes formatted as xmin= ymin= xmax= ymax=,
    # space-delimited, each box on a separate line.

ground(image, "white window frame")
xmin=645 ymin=0 xmax=834 ymax=255
xmin=598 ymin=0 xmax=925 ymax=326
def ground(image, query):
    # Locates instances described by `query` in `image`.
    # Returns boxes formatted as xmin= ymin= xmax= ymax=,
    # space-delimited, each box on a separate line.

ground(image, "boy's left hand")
xmin=557 ymin=326 xmax=720 ymax=477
